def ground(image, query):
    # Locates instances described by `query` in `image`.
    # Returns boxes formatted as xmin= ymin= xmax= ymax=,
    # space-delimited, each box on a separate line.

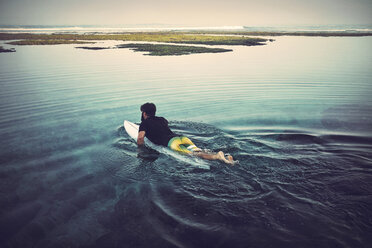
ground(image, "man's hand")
xmin=137 ymin=131 xmax=145 ymax=146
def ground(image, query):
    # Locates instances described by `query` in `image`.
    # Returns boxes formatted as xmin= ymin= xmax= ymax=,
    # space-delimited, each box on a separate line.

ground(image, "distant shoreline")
xmin=1 ymin=31 xmax=371 ymax=55
xmin=1 ymin=29 xmax=372 ymax=36
xmin=0 ymin=24 xmax=371 ymax=35
xmin=188 ymin=30 xmax=372 ymax=37
xmin=0 ymin=32 xmax=270 ymax=45
xmin=0 ymin=32 xmax=269 ymax=56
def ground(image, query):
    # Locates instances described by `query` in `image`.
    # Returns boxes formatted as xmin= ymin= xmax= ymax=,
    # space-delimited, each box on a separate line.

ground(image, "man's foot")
xmin=217 ymin=151 xmax=234 ymax=165
xmin=226 ymin=154 xmax=234 ymax=164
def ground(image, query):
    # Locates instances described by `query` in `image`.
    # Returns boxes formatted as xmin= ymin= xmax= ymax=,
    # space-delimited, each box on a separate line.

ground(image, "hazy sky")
xmin=0 ymin=0 xmax=371 ymax=26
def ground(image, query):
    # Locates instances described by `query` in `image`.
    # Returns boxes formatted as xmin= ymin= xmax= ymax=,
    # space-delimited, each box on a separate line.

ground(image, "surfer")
xmin=137 ymin=102 xmax=235 ymax=165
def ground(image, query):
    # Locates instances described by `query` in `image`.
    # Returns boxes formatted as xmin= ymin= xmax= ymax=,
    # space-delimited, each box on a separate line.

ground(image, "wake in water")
xmin=111 ymin=120 xmax=372 ymax=248
xmin=1 ymin=118 xmax=371 ymax=247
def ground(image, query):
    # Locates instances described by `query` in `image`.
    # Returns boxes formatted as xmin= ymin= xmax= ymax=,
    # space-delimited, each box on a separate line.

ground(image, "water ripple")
xmin=1 ymin=36 xmax=372 ymax=247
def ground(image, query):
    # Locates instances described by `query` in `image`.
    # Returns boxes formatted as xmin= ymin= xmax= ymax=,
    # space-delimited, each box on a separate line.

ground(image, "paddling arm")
xmin=137 ymin=131 xmax=146 ymax=146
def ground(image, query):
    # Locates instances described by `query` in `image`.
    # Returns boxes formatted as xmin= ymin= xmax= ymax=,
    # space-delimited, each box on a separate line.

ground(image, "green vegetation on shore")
xmin=75 ymin=46 xmax=111 ymax=50
xmin=77 ymin=43 xmax=232 ymax=56
xmin=0 ymin=32 xmax=268 ymax=55
xmin=0 ymin=32 xmax=268 ymax=46
xmin=7 ymin=39 xmax=94 ymax=45
xmin=2 ymin=30 xmax=369 ymax=56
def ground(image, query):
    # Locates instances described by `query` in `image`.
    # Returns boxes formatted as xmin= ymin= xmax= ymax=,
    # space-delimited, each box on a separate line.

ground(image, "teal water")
xmin=1 ymin=36 xmax=372 ymax=247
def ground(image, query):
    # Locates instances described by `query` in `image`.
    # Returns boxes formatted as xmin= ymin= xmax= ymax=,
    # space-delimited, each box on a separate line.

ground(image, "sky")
xmin=0 ymin=0 xmax=371 ymax=26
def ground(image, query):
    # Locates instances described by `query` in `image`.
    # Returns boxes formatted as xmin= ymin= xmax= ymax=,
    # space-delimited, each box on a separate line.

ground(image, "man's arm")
xmin=137 ymin=131 xmax=145 ymax=146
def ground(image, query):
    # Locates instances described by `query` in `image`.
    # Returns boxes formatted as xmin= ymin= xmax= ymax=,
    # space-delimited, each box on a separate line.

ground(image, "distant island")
xmin=78 ymin=43 xmax=233 ymax=56
xmin=0 ymin=32 xmax=269 ymax=55
xmin=0 ymin=30 xmax=371 ymax=55
xmin=0 ymin=45 xmax=16 ymax=53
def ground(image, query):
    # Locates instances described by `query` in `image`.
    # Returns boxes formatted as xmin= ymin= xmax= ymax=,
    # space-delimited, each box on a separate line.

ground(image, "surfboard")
xmin=124 ymin=120 xmax=210 ymax=169
xmin=124 ymin=120 xmax=147 ymax=142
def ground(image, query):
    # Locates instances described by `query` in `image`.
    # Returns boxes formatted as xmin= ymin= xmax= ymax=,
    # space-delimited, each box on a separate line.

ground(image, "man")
xmin=137 ymin=102 xmax=235 ymax=165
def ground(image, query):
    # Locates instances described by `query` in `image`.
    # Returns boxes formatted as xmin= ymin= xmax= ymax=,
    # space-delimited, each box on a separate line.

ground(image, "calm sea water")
xmin=1 ymin=36 xmax=372 ymax=248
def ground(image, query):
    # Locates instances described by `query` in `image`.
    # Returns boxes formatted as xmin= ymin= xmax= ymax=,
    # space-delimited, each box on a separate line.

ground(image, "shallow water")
xmin=0 ymin=36 xmax=372 ymax=248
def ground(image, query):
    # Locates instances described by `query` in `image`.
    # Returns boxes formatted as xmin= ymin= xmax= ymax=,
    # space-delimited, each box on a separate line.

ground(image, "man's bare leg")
xmin=194 ymin=151 xmax=234 ymax=165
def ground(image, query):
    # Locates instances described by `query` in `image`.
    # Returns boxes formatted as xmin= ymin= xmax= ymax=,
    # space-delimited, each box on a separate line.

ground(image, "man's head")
xmin=140 ymin=102 xmax=156 ymax=117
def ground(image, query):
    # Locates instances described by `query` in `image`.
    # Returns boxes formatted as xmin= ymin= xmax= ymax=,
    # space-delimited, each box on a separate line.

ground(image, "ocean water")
xmin=0 ymin=35 xmax=372 ymax=248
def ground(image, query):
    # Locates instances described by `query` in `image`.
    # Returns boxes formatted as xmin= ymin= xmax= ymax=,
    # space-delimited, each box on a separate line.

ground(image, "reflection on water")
xmin=0 ymin=36 xmax=371 ymax=248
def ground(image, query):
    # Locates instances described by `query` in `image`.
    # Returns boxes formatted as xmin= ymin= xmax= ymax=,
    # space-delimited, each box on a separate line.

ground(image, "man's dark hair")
xmin=140 ymin=103 xmax=156 ymax=116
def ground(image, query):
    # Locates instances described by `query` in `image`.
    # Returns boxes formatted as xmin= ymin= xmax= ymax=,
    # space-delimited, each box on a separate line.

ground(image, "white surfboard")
xmin=124 ymin=120 xmax=210 ymax=169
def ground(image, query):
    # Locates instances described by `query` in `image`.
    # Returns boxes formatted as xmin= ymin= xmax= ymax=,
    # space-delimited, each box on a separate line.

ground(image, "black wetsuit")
xmin=139 ymin=116 xmax=176 ymax=146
